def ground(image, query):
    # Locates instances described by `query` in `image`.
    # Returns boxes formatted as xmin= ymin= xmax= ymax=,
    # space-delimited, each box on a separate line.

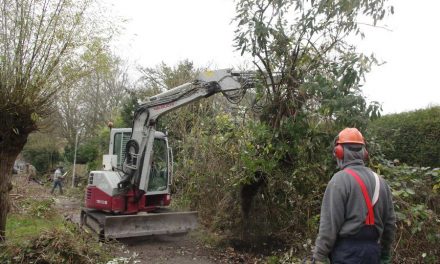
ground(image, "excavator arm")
xmin=119 ymin=69 xmax=256 ymax=193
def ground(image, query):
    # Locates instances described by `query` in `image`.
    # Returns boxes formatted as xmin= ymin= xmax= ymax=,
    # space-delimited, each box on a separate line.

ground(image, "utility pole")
xmin=72 ymin=129 xmax=80 ymax=188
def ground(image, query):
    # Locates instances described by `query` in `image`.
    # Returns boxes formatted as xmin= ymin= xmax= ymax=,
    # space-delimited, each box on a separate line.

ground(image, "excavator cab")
xmin=109 ymin=128 xmax=172 ymax=194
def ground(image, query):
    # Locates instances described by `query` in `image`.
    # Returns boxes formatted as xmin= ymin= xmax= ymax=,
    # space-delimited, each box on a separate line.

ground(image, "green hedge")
xmin=368 ymin=106 xmax=440 ymax=167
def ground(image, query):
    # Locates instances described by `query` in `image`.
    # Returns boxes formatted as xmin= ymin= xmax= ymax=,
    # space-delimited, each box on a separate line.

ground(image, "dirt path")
xmin=117 ymin=235 xmax=218 ymax=264
xmin=57 ymin=197 xmax=218 ymax=263
xmin=115 ymin=234 xmax=260 ymax=264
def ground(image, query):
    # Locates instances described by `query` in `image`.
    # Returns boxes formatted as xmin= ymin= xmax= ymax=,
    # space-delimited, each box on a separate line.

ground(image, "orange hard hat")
xmin=335 ymin=128 xmax=365 ymax=145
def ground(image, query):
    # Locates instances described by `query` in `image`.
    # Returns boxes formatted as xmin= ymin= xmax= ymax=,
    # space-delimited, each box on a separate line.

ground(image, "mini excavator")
xmin=80 ymin=69 xmax=258 ymax=239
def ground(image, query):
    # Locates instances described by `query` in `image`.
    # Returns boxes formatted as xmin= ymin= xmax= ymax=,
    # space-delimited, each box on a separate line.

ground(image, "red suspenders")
xmin=344 ymin=168 xmax=375 ymax=225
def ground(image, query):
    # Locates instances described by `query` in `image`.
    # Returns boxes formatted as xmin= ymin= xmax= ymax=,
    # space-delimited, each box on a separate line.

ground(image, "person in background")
xmin=306 ymin=128 xmax=396 ymax=264
xmin=51 ymin=166 xmax=64 ymax=195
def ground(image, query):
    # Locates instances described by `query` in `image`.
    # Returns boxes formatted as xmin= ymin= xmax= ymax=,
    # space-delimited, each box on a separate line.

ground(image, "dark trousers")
xmin=51 ymin=179 xmax=63 ymax=194
xmin=330 ymin=226 xmax=380 ymax=264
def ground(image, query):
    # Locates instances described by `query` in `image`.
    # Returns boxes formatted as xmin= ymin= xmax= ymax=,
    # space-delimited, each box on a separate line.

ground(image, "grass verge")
xmin=1 ymin=197 xmax=117 ymax=264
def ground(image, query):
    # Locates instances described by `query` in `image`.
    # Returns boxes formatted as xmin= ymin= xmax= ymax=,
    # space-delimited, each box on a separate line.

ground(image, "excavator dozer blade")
xmin=80 ymin=208 xmax=198 ymax=239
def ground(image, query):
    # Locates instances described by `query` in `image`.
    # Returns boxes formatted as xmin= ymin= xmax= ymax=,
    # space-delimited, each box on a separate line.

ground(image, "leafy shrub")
xmin=369 ymin=106 xmax=440 ymax=167
xmin=374 ymin=164 xmax=440 ymax=263
xmin=172 ymin=112 xmax=336 ymax=250
xmin=27 ymin=198 xmax=56 ymax=219
xmin=64 ymin=141 xmax=98 ymax=165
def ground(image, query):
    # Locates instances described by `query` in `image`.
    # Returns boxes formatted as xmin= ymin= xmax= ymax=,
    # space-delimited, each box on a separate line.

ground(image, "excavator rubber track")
xmin=80 ymin=208 xmax=198 ymax=239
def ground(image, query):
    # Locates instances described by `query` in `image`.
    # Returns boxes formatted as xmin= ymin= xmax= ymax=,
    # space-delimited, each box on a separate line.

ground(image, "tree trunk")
xmin=0 ymin=128 xmax=29 ymax=242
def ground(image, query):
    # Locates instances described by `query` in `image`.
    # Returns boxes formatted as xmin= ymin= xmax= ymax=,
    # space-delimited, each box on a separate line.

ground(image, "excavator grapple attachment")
xmin=80 ymin=208 xmax=198 ymax=239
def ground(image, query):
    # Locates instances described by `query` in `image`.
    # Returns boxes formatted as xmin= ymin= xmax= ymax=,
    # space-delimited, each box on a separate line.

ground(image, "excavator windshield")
xmin=147 ymin=138 xmax=169 ymax=192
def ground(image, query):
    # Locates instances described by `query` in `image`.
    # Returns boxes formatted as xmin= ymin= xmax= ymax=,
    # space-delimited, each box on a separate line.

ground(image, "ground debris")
xmin=1 ymin=226 xmax=116 ymax=264
xmin=205 ymin=246 xmax=266 ymax=264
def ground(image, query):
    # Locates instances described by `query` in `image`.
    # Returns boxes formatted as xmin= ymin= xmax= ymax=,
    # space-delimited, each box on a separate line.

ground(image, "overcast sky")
xmin=102 ymin=0 xmax=439 ymax=114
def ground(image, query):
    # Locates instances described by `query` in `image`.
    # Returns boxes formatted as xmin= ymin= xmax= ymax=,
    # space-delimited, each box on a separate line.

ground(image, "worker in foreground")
xmin=310 ymin=128 xmax=396 ymax=264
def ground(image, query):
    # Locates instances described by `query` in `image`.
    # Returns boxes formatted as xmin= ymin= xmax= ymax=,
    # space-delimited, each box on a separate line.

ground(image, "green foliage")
xmin=233 ymin=0 xmax=387 ymax=130
xmin=24 ymin=198 xmax=56 ymax=219
xmin=369 ymin=106 xmax=440 ymax=167
xmin=172 ymin=111 xmax=244 ymax=222
xmin=64 ymin=125 xmax=110 ymax=171
xmin=22 ymin=148 xmax=61 ymax=175
xmin=1 ymin=220 xmax=115 ymax=263
xmin=120 ymin=93 xmax=140 ymax=127
xmin=78 ymin=143 xmax=100 ymax=165
xmin=235 ymin=121 xmax=281 ymax=181
xmin=375 ymin=164 xmax=440 ymax=263
xmin=173 ymin=111 xmax=330 ymax=242
xmin=22 ymin=132 xmax=62 ymax=174
xmin=65 ymin=145 xmax=92 ymax=165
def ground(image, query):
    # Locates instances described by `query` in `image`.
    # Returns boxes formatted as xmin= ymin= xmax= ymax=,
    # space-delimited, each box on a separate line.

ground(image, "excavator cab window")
xmin=147 ymin=138 xmax=168 ymax=192
xmin=112 ymin=131 xmax=131 ymax=168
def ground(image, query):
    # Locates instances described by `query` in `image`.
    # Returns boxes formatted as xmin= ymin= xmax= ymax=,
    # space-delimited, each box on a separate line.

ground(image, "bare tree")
xmin=0 ymin=0 xmax=97 ymax=241
xmin=56 ymin=40 xmax=130 ymax=145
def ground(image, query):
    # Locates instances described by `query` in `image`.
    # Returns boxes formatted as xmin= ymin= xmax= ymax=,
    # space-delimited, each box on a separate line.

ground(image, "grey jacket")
xmin=313 ymin=146 xmax=396 ymax=261
xmin=54 ymin=169 xmax=63 ymax=180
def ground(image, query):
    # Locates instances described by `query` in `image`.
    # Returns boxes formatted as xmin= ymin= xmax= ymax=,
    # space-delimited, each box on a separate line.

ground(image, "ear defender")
xmin=334 ymin=144 xmax=368 ymax=161
xmin=333 ymin=135 xmax=344 ymax=160
xmin=363 ymin=146 xmax=369 ymax=160
xmin=334 ymin=144 xmax=344 ymax=160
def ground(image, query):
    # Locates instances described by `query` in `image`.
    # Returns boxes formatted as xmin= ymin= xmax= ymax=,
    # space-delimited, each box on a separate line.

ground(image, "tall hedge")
xmin=368 ymin=106 xmax=440 ymax=167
